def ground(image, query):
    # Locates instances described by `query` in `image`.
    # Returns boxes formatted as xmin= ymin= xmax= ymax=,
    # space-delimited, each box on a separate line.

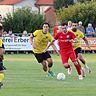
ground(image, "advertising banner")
xmin=2 ymin=37 xmax=96 ymax=51
xmin=2 ymin=37 xmax=32 ymax=51
xmin=80 ymin=38 xmax=96 ymax=50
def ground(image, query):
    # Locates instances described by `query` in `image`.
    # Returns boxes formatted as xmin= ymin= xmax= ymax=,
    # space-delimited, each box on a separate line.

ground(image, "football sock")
xmin=80 ymin=59 xmax=85 ymax=64
xmin=74 ymin=64 xmax=81 ymax=75
xmin=85 ymin=64 xmax=89 ymax=68
xmin=0 ymin=73 xmax=4 ymax=82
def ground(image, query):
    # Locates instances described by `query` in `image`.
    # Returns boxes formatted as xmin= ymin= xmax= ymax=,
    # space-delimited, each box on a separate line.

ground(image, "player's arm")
xmin=68 ymin=32 xmax=78 ymax=43
xmin=29 ymin=33 xmax=34 ymax=45
xmin=0 ymin=48 xmax=4 ymax=60
xmin=83 ymin=37 xmax=91 ymax=50
xmin=69 ymin=38 xmax=78 ymax=43
xmin=29 ymin=33 xmax=36 ymax=49
xmin=51 ymin=42 xmax=60 ymax=55
xmin=45 ymin=33 xmax=60 ymax=55
xmin=0 ymin=48 xmax=5 ymax=55
xmin=44 ymin=39 xmax=59 ymax=55
xmin=44 ymin=39 xmax=55 ymax=52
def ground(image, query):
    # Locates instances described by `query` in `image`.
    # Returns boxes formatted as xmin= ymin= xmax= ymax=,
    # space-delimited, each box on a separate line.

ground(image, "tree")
xmin=56 ymin=2 xmax=96 ymax=27
xmin=2 ymin=7 xmax=45 ymax=33
xmin=77 ymin=0 xmax=96 ymax=3
xmin=53 ymin=0 xmax=74 ymax=10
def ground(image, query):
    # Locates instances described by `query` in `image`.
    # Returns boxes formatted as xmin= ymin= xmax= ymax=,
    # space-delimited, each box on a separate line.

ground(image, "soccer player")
xmin=71 ymin=27 xmax=91 ymax=75
xmin=46 ymin=24 xmax=83 ymax=80
xmin=29 ymin=22 xmax=58 ymax=77
xmin=0 ymin=26 xmax=5 ymax=88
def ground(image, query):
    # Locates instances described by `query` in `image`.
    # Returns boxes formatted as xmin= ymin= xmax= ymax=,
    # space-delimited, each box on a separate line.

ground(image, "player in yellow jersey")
xmin=0 ymin=26 xmax=5 ymax=88
xmin=30 ymin=22 xmax=58 ymax=77
xmin=71 ymin=26 xmax=91 ymax=76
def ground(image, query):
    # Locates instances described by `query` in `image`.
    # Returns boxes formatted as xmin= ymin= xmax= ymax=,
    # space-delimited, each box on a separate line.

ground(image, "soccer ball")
xmin=57 ymin=73 xmax=66 ymax=80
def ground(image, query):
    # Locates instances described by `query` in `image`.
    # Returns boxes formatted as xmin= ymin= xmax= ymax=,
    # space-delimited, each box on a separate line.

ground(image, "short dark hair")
xmin=61 ymin=22 xmax=67 ymax=26
xmin=41 ymin=22 xmax=50 ymax=28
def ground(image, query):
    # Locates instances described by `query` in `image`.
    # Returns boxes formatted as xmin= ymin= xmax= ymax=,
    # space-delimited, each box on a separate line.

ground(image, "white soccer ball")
xmin=57 ymin=73 xmax=66 ymax=80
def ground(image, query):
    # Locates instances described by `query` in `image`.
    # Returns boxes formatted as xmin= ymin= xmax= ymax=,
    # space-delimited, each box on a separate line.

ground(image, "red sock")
xmin=74 ymin=63 xmax=81 ymax=75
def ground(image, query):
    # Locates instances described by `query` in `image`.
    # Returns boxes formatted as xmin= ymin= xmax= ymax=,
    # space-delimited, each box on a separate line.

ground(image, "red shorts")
xmin=60 ymin=51 xmax=77 ymax=64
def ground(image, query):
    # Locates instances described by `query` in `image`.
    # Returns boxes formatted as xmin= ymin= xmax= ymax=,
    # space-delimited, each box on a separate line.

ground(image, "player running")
xmin=0 ymin=26 xmax=5 ymax=88
xmin=46 ymin=24 xmax=83 ymax=80
xmin=71 ymin=26 xmax=91 ymax=76
xmin=29 ymin=22 xmax=58 ymax=77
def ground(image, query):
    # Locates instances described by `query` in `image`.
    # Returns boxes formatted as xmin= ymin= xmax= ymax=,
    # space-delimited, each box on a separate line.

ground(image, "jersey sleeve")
xmin=0 ymin=39 xmax=3 ymax=48
xmin=79 ymin=31 xmax=85 ymax=38
xmin=33 ymin=30 xmax=40 ymax=37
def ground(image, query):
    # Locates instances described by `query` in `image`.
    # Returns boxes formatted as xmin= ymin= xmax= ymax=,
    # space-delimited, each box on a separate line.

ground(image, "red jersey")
xmin=54 ymin=31 xmax=76 ymax=52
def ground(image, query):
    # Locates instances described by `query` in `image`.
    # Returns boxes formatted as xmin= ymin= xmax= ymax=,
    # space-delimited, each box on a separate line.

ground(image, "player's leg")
xmin=46 ymin=58 xmax=55 ymax=76
xmin=60 ymin=52 xmax=72 ymax=75
xmin=46 ymin=58 xmax=53 ymax=70
xmin=75 ymin=47 xmax=91 ymax=73
xmin=33 ymin=53 xmax=48 ymax=72
xmin=70 ymin=51 xmax=83 ymax=80
xmin=75 ymin=48 xmax=86 ymax=76
xmin=41 ymin=60 xmax=48 ymax=72
xmin=0 ymin=61 xmax=4 ymax=88
xmin=0 ymin=55 xmax=6 ymax=70
xmin=78 ymin=53 xmax=85 ymax=64
xmin=45 ymin=51 xmax=55 ymax=76
xmin=75 ymin=47 xmax=85 ymax=63
xmin=73 ymin=60 xmax=83 ymax=80
xmin=78 ymin=53 xmax=91 ymax=73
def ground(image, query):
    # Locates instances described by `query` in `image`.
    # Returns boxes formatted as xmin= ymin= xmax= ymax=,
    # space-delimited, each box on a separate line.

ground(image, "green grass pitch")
xmin=0 ymin=53 xmax=96 ymax=96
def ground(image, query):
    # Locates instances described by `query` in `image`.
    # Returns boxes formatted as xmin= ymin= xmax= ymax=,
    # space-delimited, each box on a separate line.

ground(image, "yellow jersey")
xmin=71 ymin=29 xmax=84 ymax=49
xmin=33 ymin=30 xmax=53 ymax=53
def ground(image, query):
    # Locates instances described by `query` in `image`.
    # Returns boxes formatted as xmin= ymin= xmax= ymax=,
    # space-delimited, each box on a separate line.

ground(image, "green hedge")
xmin=2 ymin=7 xmax=45 ymax=33
xmin=56 ymin=2 xmax=96 ymax=27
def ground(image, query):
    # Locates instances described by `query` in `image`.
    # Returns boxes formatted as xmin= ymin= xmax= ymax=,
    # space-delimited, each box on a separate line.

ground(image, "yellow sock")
xmin=0 ymin=73 xmax=4 ymax=82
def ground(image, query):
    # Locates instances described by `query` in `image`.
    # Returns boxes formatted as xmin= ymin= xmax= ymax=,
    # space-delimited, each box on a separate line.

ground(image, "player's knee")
xmin=64 ymin=64 xmax=69 ymax=69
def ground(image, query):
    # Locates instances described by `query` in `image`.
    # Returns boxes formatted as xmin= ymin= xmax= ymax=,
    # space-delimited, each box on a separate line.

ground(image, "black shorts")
xmin=74 ymin=47 xmax=82 ymax=57
xmin=0 ymin=62 xmax=3 ymax=71
xmin=34 ymin=51 xmax=51 ymax=63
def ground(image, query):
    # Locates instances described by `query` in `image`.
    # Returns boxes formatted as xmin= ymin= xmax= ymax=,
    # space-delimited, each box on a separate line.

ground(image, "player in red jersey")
xmin=46 ymin=24 xmax=83 ymax=80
